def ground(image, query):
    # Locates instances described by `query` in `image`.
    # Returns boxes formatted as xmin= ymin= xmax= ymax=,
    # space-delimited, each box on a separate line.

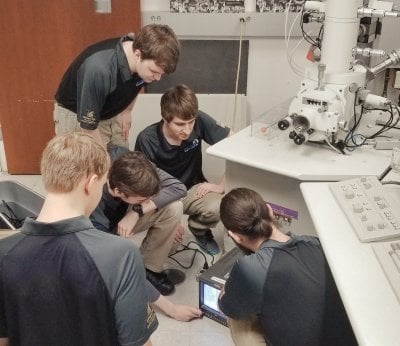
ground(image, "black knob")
xmin=289 ymin=131 xmax=296 ymax=139
xmin=294 ymin=134 xmax=306 ymax=145
xmin=278 ymin=119 xmax=289 ymax=130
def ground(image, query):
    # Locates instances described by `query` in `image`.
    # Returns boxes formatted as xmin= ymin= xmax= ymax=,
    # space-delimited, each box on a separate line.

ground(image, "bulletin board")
xmin=145 ymin=39 xmax=249 ymax=94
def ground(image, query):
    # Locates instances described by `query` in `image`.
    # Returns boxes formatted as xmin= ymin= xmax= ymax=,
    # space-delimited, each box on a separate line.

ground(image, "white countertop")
xmin=207 ymin=126 xmax=392 ymax=181
xmin=301 ymin=182 xmax=400 ymax=346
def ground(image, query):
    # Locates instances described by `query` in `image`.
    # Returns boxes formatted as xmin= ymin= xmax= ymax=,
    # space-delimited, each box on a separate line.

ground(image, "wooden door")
xmin=0 ymin=0 xmax=140 ymax=174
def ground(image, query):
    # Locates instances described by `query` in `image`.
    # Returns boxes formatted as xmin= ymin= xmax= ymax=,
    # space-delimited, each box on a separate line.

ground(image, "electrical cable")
xmin=285 ymin=2 xmax=307 ymax=76
xmin=382 ymin=181 xmax=400 ymax=185
xmin=300 ymin=8 xmax=320 ymax=48
xmin=285 ymin=3 xmax=323 ymax=77
xmin=324 ymin=138 xmax=343 ymax=154
xmin=232 ymin=17 xmax=245 ymax=132
xmin=344 ymin=92 xmax=382 ymax=149
xmin=380 ymin=165 xmax=393 ymax=181
xmin=284 ymin=0 xmax=294 ymax=45
xmin=1 ymin=200 xmax=24 ymax=228
xmin=364 ymin=105 xmax=399 ymax=140
xmin=345 ymin=103 xmax=400 ymax=150
xmin=168 ymin=240 xmax=215 ymax=270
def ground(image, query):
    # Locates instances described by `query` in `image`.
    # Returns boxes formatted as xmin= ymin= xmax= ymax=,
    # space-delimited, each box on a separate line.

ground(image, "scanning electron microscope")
xmin=278 ymin=0 xmax=400 ymax=150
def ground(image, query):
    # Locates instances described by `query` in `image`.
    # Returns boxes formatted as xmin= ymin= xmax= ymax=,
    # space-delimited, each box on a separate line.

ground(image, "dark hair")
xmin=160 ymin=84 xmax=198 ymax=122
xmin=108 ymin=151 xmax=160 ymax=198
xmin=220 ymin=188 xmax=273 ymax=239
xmin=133 ymin=24 xmax=180 ymax=74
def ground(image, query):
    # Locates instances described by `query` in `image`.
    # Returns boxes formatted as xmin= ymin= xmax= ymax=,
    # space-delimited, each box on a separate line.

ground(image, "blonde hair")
xmin=41 ymin=133 xmax=110 ymax=193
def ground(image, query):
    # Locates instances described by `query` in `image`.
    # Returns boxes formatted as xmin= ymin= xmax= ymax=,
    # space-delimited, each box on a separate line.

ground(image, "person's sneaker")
xmin=189 ymin=227 xmax=220 ymax=255
xmin=146 ymin=269 xmax=175 ymax=296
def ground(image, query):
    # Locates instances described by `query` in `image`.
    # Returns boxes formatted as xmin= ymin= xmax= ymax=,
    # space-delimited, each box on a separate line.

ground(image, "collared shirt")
xmin=0 ymin=216 xmax=157 ymax=346
xmin=219 ymin=235 xmax=356 ymax=346
xmin=55 ymin=35 xmax=145 ymax=129
xmin=135 ymin=111 xmax=230 ymax=189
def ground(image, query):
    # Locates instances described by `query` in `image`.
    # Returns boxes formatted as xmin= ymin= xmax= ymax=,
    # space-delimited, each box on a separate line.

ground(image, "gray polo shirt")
xmin=219 ymin=235 xmax=356 ymax=346
xmin=0 ymin=216 xmax=157 ymax=346
xmin=55 ymin=35 xmax=145 ymax=129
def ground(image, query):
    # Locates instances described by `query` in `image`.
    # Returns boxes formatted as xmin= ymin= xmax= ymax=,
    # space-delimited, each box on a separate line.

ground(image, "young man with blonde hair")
xmin=0 ymin=133 xmax=157 ymax=346
xmin=135 ymin=84 xmax=233 ymax=255
xmin=54 ymin=24 xmax=180 ymax=149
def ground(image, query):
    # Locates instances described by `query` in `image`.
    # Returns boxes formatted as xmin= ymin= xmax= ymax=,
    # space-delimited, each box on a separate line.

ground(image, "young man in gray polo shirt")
xmin=54 ymin=24 xmax=180 ymax=149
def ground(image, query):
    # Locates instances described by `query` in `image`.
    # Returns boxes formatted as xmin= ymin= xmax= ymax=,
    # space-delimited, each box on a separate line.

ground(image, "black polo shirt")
xmin=135 ymin=111 xmax=230 ymax=189
xmin=55 ymin=35 xmax=145 ymax=130
xmin=0 ymin=216 xmax=157 ymax=346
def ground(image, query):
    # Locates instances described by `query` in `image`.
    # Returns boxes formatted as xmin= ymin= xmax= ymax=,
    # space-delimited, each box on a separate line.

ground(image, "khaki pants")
xmin=53 ymin=103 xmax=129 ymax=149
xmin=53 ymin=102 xmax=80 ymax=135
xmin=131 ymin=200 xmax=183 ymax=273
xmin=182 ymin=183 xmax=222 ymax=234
xmin=228 ymin=317 xmax=267 ymax=346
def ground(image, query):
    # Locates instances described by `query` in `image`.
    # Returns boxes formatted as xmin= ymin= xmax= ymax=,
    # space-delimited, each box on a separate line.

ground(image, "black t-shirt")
xmin=135 ymin=111 xmax=230 ymax=188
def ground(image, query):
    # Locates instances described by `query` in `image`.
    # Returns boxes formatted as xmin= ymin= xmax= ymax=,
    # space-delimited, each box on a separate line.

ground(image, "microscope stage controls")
xmin=330 ymin=176 xmax=400 ymax=242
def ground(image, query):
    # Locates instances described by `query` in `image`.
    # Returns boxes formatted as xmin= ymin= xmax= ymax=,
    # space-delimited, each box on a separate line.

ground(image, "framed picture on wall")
xmin=169 ymin=0 xmax=305 ymax=13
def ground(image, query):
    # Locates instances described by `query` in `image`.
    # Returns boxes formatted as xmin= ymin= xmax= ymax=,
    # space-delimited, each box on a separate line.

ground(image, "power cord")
xmin=1 ymin=200 xmax=24 ymax=228
xmin=380 ymin=165 xmax=393 ymax=181
xmin=232 ymin=16 xmax=246 ymax=131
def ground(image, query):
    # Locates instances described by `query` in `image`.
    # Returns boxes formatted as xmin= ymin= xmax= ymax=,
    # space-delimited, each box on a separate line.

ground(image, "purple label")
xmin=267 ymin=202 xmax=298 ymax=220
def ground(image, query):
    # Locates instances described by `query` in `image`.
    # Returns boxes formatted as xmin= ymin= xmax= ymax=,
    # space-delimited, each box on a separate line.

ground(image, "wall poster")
xmin=169 ymin=0 xmax=305 ymax=13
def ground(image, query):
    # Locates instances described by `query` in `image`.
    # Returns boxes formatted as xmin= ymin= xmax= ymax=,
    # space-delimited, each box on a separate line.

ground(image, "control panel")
xmin=372 ymin=241 xmax=400 ymax=303
xmin=330 ymin=176 xmax=400 ymax=242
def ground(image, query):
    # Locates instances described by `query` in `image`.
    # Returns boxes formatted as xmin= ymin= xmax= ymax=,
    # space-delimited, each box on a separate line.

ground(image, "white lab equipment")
xmin=279 ymin=0 xmax=400 ymax=148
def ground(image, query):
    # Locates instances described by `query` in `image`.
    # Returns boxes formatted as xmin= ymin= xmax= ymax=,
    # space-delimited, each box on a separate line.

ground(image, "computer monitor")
xmin=198 ymin=247 xmax=244 ymax=326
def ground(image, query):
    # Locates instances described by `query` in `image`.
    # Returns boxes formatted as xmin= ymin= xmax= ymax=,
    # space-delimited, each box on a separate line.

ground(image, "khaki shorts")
xmin=53 ymin=102 xmax=129 ymax=149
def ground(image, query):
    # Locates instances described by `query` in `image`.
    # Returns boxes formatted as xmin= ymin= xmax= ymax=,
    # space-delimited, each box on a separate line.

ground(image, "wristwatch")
xmin=131 ymin=204 xmax=144 ymax=218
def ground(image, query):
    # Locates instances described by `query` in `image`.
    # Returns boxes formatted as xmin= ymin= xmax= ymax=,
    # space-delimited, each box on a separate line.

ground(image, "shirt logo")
xmin=184 ymin=139 xmax=199 ymax=152
xmin=136 ymin=79 xmax=144 ymax=87
xmin=146 ymin=303 xmax=157 ymax=328
xmin=81 ymin=111 xmax=96 ymax=125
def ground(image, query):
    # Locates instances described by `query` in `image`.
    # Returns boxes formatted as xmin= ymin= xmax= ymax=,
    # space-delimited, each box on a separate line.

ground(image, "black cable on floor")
xmin=168 ymin=241 xmax=215 ymax=270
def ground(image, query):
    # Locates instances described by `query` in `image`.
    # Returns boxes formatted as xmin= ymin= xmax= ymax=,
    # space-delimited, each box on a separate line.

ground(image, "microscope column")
xmin=320 ymin=0 xmax=360 ymax=74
